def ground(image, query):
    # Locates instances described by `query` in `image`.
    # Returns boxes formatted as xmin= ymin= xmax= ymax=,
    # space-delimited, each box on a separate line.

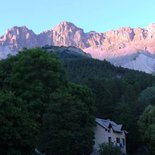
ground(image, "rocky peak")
xmin=1 ymin=26 xmax=34 ymax=39
xmin=53 ymin=21 xmax=82 ymax=33
xmin=51 ymin=21 xmax=87 ymax=48
xmin=104 ymin=27 xmax=135 ymax=43
xmin=0 ymin=26 xmax=37 ymax=50
xmin=146 ymin=23 xmax=155 ymax=40
xmin=147 ymin=23 xmax=155 ymax=31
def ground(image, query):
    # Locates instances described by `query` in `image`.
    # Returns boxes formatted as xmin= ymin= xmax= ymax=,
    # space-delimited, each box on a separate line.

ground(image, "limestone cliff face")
xmin=1 ymin=21 xmax=155 ymax=59
xmin=1 ymin=21 xmax=155 ymax=73
xmin=0 ymin=26 xmax=38 ymax=52
xmin=38 ymin=22 xmax=88 ymax=49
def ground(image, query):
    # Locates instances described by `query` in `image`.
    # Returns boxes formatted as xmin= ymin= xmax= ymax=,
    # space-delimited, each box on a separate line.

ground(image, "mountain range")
xmin=1 ymin=21 xmax=155 ymax=73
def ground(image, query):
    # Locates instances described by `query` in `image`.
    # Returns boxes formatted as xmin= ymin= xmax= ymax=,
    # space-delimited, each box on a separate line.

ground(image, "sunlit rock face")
xmin=1 ymin=21 xmax=155 ymax=73
xmin=38 ymin=22 xmax=88 ymax=48
xmin=0 ymin=26 xmax=38 ymax=52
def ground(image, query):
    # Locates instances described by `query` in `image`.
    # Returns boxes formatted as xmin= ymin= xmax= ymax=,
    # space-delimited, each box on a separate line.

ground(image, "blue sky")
xmin=0 ymin=0 xmax=155 ymax=36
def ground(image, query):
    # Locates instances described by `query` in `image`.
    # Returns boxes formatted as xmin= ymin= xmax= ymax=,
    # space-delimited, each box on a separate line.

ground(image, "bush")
xmin=99 ymin=143 xmax=121 ymax=155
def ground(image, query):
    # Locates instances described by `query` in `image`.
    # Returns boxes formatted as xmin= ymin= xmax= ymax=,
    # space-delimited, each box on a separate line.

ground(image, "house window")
xmin=122 ymin=138 xmax=125 ymax=146
xmin=116 ymin=137 xmax=120 ymax=143
xmin=108 ymin=137 xmax=111 ymax=144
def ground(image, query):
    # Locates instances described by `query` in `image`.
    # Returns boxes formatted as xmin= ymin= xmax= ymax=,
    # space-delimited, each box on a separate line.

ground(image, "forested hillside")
xmin=0 ymin=46 xmax=155 ymax=155
xmin=61 ymin=55 xmax=155 ymax=155
xmin=44 ymin=46 xmax=155 ymax=154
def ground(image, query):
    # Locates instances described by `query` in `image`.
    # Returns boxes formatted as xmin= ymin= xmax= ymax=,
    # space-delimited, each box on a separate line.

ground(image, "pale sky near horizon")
xmin=0 ymin=0 xmax=155 ymax=36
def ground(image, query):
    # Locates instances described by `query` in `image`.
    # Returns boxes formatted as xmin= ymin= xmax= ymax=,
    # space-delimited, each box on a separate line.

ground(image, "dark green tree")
xmin=115 ymin=102 xmax=141 ymax=153
xmin=0 ymin=48 xmax=68 ymax=154
xmin=135 ymin=87 xmax=155 ymax=116
xmin=0 ymin=91 xmax=38 ymax=154
xmin=0 ymin=48 xmax=67 ymax=122
xmin=138 ymin=105 xmax=155 ymax=155
xmin=38 ymin=84 xmax=95 ymax=155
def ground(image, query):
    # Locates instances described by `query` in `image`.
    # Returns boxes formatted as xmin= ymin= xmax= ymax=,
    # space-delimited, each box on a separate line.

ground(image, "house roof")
xmin=96 ymin=118 xmax=124 ymax=133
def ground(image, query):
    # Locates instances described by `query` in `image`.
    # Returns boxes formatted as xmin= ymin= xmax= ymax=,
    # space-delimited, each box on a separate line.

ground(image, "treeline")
xmin=63 ymin=58 xmax=155 ymax=155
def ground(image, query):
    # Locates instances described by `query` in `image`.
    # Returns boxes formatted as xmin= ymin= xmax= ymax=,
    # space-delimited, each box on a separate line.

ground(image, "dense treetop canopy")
xmin=0 ymin=48 xmax=95 ymax=154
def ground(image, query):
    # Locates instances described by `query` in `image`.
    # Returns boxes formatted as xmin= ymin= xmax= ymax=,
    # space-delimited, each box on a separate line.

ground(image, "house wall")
xmin=94 ymin=124 xmax=127 ymax=155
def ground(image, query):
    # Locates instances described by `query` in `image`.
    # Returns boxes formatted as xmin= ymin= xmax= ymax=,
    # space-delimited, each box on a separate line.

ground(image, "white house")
xmin=93 ymin=118 xmax=127 ymax=155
